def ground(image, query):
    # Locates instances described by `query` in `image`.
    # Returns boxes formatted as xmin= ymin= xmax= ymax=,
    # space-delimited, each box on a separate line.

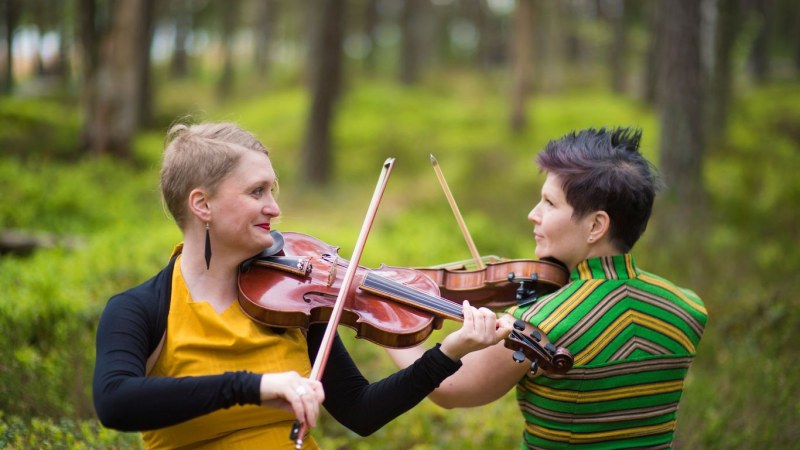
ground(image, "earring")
xmin=204 ymin=222 xmax=212 ymax=270
xmin=588 ymin=236 xmax=594 ymax=242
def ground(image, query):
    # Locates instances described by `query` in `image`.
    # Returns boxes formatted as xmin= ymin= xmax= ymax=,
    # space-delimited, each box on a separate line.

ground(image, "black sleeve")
xmin=307 ymin=324 xmax=462 ymax=436
xmin=92 ymin=290 xmax=262 ymax=431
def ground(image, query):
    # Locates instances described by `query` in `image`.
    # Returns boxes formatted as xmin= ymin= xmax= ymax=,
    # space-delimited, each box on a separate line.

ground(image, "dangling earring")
xmin=204 ymin=222 xmax=212 ymax=270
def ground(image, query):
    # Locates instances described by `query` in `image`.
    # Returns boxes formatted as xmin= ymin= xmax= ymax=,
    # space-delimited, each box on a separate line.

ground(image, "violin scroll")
xmin=505 ymin=319 xmax=573 ymax=375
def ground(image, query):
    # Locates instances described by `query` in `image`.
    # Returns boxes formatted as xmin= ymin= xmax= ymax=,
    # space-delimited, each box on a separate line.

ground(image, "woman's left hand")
xmin=439 ymin=300 xmax=512 ymax=361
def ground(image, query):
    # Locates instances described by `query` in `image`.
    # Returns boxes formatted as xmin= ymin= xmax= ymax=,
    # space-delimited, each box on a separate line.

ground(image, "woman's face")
xmin=208 ymin=150 xmax=281 ymax=257
xmin=528 ymin=173 xmax=592 ymax=270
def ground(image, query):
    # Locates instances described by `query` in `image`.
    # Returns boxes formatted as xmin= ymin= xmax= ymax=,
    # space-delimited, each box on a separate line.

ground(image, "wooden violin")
xmin=413 ymin=255 xmax=568 ymax=310
xmin=419 ymin=154 xmax=569 ymax=309
xmin=237 ymin=231 xmax=573 ymax=373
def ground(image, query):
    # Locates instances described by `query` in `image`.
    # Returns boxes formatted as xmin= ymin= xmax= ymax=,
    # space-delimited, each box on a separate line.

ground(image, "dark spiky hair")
xmin=536 ymin=127 xmax=661 ymax=252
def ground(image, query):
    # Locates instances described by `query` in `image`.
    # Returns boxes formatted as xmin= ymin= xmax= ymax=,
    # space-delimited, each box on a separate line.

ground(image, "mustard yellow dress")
xmin=143 ymin=256 xmax=318 ymax=449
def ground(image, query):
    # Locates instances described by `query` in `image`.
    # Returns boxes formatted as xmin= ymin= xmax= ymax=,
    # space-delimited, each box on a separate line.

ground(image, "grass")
xmin=1 ymin=71 xmax=798 ymax=448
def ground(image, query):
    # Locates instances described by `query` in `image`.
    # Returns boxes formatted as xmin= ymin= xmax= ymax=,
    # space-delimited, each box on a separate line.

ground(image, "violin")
xmin=421 ymin=154 xmax=569 ymax=310
xmin=413 ymin=256 xmax=568 ymax=310
xmin=237 ymin=231 xmax=573 ymax=373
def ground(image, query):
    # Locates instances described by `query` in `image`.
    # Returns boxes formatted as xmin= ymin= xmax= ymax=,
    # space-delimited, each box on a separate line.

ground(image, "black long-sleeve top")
xmin=92 ymin=257 xmax=461 ymax=437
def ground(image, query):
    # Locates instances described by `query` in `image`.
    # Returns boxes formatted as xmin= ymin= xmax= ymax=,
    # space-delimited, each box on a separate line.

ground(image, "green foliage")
xmin=0 ymin=97 xmax=81 ymax=161
xmin=0 ymin=76 xmax=798 ymax=448
xmin=0 ymin=413 xmax=142 ymax=449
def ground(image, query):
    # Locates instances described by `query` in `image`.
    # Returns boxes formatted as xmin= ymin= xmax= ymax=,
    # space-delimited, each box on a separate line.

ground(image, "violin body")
xmin=414 ymin=256 xmax=569 ymax=310
xmin=238 ymin=232 xmax=449 ymax=348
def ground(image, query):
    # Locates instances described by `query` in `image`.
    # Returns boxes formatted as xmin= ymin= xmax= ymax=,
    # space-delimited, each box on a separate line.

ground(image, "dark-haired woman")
xmin=388 ymin=127 xmax=708 ymax=449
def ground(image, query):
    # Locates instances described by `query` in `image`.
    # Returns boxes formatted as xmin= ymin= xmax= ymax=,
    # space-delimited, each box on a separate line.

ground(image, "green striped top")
xmin=506 ymin=254 xmax=707 ymax=449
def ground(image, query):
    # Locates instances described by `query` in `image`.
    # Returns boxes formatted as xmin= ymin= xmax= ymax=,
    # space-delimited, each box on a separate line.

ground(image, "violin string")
xmin=365 ymin=273 xmax=464 ymax=318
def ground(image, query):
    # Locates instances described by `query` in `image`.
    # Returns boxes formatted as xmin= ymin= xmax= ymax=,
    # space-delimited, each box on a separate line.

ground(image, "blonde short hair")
xmin=160 ymin=122 xmax=270 ymax=229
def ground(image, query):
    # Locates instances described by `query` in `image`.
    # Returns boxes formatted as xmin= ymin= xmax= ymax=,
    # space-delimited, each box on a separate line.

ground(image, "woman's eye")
xmin=252 ymin=187 xmax=264 ymax=196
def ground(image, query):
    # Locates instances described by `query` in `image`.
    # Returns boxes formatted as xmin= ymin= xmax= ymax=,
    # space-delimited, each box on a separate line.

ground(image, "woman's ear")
xmin=188 ymin=188 xmax=212 ymax=222
xmin=588 ymin=211 xmax=611 ymax=242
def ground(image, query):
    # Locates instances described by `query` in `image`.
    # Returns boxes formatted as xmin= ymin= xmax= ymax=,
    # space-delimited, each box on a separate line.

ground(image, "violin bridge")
xmin=326 ymin=254 xmax=339 ymax=287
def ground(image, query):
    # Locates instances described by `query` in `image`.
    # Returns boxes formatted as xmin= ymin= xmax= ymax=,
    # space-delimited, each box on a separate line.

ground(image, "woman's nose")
xmin=265 ymin=198 xmax=281 ymax=217
xmin=528 ymin=204 xmax=541 ymax=224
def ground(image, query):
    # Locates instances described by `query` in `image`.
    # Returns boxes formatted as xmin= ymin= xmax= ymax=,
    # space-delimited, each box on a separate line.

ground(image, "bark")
xmin=301 ymin=0 xmax=346 ymax=186
xmin=1 ymin=0 xmax=22 ymax=94
xmin=657 ymin=0 xmax=707 ymax=222
xmin=81 ymin=0 xmax=149 ymax=157
xmin=170 ymin=0 xmax=192 ymax=78
xmin=509 ymin=0 xmax=534 ymax=133
xmin=710 ymin=0 xmax=742 ymax=139
xmin=363 ymin=0 xmax=379 ymax=73
xmin=217 ymin=0 xmax=239 ymax=100
xmin=254 ymin=0 xmax=278 ymax=77
xmin=399 ymin=0 xmax=425 ymax=85
xmin=748 ymin=0 xmax=771 ymax=83
xmin=643 ymin=0 xmax=663 ymax=104
xmin=606 ymin=0 xmax=628 ymax=94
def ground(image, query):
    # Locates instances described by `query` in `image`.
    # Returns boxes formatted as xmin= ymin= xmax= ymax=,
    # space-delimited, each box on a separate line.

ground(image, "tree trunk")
xmin=254 ymin=0 xmax=278 ymax=77
xmin=217 ymin=0 xmax=239 ymax=100
xmin=399 ymin=0 xmax=425 ymax=85
xmin=463 ymin=0 xmax=490 ymax=69
xmin=136 ymin=0 xmax=155 ymax=128
xmin=82 ymin=0 xmax=148 ymax=157
xmin=363 ymin=0 xmax=379 ymax=73
xmin=657 ymin=0 xmax=706 ymax=225
xmin=642 ymin=0 xmax=663 ymax=104
xmin=1 ymin=0 xmax=22 ymax=94
xmin=748 ymin=0 xmax=771 ymax=83
xmin=710 ymin=0 xmax=742 ymax=140
xmin=509 ymin=0 xmax=534 ymax=133
xmin=170 ymin=0 xmax=192 ymax=78
xmin=606 ymin=0 xmax=628 ymax=94
xmin=301 ymin=0 xmax=346 ymax=187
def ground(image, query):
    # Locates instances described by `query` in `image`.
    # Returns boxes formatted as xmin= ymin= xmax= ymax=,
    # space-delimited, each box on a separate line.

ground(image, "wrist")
xmin=437 ymin=340 xmax=463 ymax=362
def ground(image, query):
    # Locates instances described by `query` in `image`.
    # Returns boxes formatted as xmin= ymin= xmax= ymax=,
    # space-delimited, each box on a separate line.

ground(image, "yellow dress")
xmin=143 ymin=256 xmax=319 ymax=449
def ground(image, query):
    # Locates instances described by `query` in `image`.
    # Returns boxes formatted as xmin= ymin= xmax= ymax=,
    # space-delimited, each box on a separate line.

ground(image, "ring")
xmin=295 ymin=386 xmax=307 ymax=397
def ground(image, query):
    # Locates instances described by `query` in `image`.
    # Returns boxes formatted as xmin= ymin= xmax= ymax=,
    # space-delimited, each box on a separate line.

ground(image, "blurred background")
xmin=1 ymin=0 xmax=798 ymax=448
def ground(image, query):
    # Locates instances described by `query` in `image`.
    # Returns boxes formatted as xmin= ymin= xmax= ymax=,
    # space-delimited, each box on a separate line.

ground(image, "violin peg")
xmin=530 ymin=330 xmax=542 ymax=341
xmin=513 ymin=319 xmax=526 ymax=331
xmin=545 ymin=342 xmax=556 ymax=354
xmin=529 ymin=359 xmax=538 ymax=374
xmin=512 ymin=348 xmax=526 ymax=363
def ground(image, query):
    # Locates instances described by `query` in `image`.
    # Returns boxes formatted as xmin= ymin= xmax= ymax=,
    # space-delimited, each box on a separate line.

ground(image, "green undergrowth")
xmin=1 ymin=76 xmax=798 ymax=448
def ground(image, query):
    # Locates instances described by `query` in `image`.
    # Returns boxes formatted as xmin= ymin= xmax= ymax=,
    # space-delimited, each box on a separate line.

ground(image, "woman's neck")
xmin=179 ymin=238 xmax=241 ymax=314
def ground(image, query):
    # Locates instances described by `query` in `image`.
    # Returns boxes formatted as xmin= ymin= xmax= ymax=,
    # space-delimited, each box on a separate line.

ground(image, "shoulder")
xmin=106 ymin=263 xmax=172 ymax=313
xmin=635 ymin=270 xmax=708 ymax=324
xmin=98 ymin=260 xmax=175 ymax=351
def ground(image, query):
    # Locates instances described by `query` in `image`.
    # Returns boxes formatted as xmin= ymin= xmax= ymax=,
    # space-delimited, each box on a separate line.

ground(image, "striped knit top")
xmin=506 ymin=254 xmax=707 ymax=449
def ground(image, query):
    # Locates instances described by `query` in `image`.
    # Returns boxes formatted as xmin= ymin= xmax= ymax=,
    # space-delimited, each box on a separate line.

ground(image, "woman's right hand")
xmin=259 ymin=372 xmax=325 ymax=427
xmin=439 ymin=300 xmax=512 ymax=361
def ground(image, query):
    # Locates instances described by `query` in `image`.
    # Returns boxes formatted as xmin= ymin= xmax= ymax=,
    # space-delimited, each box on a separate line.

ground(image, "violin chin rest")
xmin=263 ymin=230 xmax=285 ymax=256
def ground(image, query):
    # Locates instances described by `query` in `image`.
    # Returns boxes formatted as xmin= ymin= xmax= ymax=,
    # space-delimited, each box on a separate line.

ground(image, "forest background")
xmin=1 ymin=0 xmax=798 ymax=448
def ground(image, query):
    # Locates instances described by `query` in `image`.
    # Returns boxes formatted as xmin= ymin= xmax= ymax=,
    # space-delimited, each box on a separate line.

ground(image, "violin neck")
xmin=361 ymin=272 xmax=464 ymax=322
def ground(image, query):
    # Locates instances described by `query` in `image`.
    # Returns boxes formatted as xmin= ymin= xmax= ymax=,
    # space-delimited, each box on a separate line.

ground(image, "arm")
xmin=312 ymin=328 xmax=460 ymax=436
xmin=93 ymin=289 xmax=324 ymax=431
xmin=310 ymin=302 xmax=510 ymax=436
xmin=385 ymin=313 xmax=530 ymax=408
xmin=92 ymin=292 xmax=263 ymax=431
